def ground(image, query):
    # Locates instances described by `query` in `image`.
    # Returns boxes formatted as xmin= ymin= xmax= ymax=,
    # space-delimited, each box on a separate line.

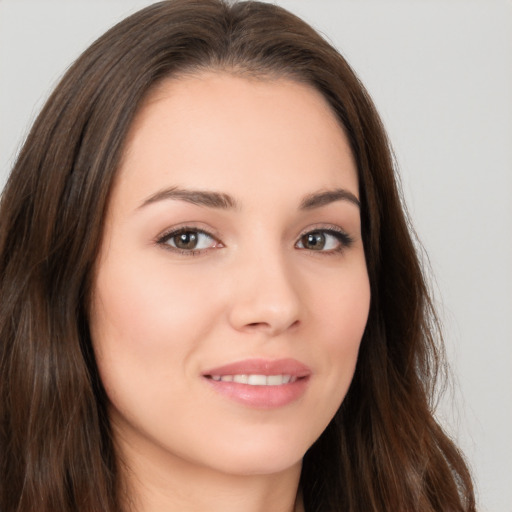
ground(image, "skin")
xmin=90 ymin=72 xmax=371 ymax=512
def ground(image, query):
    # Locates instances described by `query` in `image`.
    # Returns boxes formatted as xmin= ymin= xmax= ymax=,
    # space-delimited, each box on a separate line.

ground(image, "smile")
xmin=208 ymin=374 xmax=298 ymax=385
xmin=202 ymin=358 xmax=311 ymax=408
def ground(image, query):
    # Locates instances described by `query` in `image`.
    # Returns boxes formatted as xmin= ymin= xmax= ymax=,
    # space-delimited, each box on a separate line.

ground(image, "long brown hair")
xmin=0 ymin=1 xmax=475 ymax=511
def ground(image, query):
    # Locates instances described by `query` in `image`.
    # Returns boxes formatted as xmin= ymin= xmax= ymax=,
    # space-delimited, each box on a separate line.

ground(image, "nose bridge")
xmin=227 ymin=238 xmax=301 ymax=335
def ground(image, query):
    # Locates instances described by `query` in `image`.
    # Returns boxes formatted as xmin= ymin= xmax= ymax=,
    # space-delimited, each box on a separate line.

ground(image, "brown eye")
xmin=300 ymin=232 xmax=327 ymax=250
xmin=173 ymin=231 xmax=199 ymax=250
xmin=296 ymin=229 xmax=353 ymax=253
xmin=159 ymin=229 xmax=218 ymax=253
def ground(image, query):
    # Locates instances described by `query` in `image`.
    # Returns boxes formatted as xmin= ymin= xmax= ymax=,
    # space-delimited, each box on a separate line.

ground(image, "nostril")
xmin=246 ymin=322 xmax=269 ymax=330
xmin=245 ymin=319 xmax=300 ymax=331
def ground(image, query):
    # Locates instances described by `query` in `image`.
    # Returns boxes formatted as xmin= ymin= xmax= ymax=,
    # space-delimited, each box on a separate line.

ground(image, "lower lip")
xmin=204 ymin=377 xmax=309 ymax=409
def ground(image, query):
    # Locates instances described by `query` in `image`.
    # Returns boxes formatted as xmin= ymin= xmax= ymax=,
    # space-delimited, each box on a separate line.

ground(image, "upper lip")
xmin=202 ymin=358 xmax=311 ymax=377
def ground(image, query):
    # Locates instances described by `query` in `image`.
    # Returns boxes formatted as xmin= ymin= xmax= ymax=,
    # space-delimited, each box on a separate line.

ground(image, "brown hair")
xmin=0 ymin=1 xmax=475 ymax=511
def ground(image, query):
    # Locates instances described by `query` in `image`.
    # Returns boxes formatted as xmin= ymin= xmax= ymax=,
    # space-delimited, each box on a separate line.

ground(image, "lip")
xmin=202 ymin=358 xmax=311 ymax=409
xmin=203 ymin=358 xmax=311 ymax=378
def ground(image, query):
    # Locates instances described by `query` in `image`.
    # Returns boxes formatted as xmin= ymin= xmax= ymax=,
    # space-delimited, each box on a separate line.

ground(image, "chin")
xmin=213 ymin=451 xmax=304 ymax=477
xmin=196 ymin=431 xmax=310 ymax=477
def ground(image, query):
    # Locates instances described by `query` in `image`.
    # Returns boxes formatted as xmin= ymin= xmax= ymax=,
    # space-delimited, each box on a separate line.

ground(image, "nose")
xmin=227 ymin=250 xmax=302 ymax=337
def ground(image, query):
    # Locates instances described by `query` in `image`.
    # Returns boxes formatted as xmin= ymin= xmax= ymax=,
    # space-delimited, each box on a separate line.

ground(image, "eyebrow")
xmin=138 ymin=186 xmax=359 ymax=211
xmin=139 ymin=187 xmax=239 ymax=210
xmin=299 ymin=188 xmax=360 ymax=210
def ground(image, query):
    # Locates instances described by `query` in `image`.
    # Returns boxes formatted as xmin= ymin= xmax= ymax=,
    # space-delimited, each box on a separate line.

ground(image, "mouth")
xmin=202 ymin=358 xmax=311 ymax=408
xmin=205 ymin=374 xmax=301 ymax=385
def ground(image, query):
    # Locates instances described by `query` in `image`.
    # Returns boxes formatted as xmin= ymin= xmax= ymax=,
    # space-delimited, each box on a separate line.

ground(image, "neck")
xmin=117 ymin=437 xmax=304 ymax=512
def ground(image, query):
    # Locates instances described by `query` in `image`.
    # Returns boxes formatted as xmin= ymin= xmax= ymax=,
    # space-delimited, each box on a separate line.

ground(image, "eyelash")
xmin=156 ymin=225 xmax=354 ymax=256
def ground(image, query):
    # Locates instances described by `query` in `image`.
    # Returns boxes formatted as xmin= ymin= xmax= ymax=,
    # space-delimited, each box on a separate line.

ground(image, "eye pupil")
xmin=174 ymin=231 xmax=198 ymax=249
xmin=303 ymin=232 xmax=326 ymax=250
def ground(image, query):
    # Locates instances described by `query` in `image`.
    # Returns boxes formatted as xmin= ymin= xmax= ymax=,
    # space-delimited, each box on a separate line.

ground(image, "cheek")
xmin=91 ymin=255 xmax=213 ymax=351
xmin=88 ymin=257 xmax=221 ymax=447
xmin=88 ymin=255 xmax=219 ymax=404
xmin=314 ymin=263 xmax=370 ymax=347
xmin=309 ymin=265 xmax=370 ymax=398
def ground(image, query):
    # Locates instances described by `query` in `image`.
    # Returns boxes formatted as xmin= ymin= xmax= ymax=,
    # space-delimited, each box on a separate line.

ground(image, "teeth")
xmin=210 ymin=374 xmax=295 ymax=386
xmin=267 ymin=375 xmax=283 ymax=385
xmin=248 ymin=374 xmax=266 ymax=385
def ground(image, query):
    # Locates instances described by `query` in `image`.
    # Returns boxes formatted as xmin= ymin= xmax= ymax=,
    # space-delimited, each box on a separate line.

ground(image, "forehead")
xmin=115 ymin=72 xmax=358 ymax=209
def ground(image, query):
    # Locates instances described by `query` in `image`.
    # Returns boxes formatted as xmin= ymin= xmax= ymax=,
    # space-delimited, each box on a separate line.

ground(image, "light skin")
xmin=90 ymin=72 xmax=371 ymax=512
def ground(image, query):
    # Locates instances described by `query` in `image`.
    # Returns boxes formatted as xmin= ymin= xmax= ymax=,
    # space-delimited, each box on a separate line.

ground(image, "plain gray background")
xmin=1 ymin=1 xmax=511 ymax=511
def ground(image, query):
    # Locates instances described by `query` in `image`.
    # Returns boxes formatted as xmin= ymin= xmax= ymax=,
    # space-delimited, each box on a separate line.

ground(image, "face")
xmin=90 ymin=73 xmax=370 ymax=478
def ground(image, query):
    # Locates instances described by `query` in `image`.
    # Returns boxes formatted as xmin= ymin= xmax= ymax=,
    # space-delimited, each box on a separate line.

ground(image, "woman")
xmin=0 ymin=1 xmax=475 ymax=511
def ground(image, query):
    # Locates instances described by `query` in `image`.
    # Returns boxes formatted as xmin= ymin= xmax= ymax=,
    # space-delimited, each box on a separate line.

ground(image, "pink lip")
xmin=202 ymin=358 xmax=311 ymax=409
xmin=203 ymin=358 xmax=311 ymax=378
